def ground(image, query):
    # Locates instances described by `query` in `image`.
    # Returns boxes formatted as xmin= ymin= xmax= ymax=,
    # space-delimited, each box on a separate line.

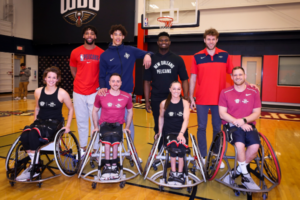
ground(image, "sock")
xmin=28 ymin=152 xmax=34 ymax=165
xmin=35 ymin=152 xmax=39 ymax=164
xmin=237 ymin=161 xmax=248 ymax=174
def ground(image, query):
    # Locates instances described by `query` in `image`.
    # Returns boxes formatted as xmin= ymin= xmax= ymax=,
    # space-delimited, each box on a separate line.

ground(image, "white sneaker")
xmin=78 ymin=148 xmax=86 ymax=160
xmin=220 ymin=161 xmax=225 ymax=169
xmin=14 ymin=97 xmax=20 ymax=100
xmin=23 ymin=97 xmax=27 ymax=100
xmin=242 ymin=173 xmax=260 ymax=190
xmin=16 ymin=165 xmax=39 ymax=181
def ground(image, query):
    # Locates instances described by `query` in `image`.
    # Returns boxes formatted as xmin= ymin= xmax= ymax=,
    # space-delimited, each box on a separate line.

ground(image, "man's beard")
xmin=234 ymin=79 xmax=246 ymax=86
xmin=85 ymin=39 xmax=95 ymax=45
xmin=206 ymin=44 xmax=216 ymax=50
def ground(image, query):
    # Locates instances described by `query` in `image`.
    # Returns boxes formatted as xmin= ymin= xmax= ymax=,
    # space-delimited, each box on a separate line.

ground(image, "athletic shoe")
xmin=79 ymin=148 xmax=86 ymax=160
xmin=110 ymin=165 xmax=119 ymax=179
xmin=241 ymin=173 xmax=260 ymax=190
xmin=168 ymin=171 xmax=184 ymax=185
xmin=212 ymin=153 xmax=225 ymax=169
xmin=16 ymin=165 xmax=39 ymax=181
xmin=220 ymin=161 xmax=225 ymax=169
xmin=223 ymin=168 xmax=240 ymax=185
xmin=23 ymin=97 xmax=27 ymax=100
xmin=14 ymin=97 xmax=20 ymax=100
xmin=173 ymin=172 xmax=185 ymax=185
xmin=167 ymin=171 xmax=177 ymax=185
xmin=101 ymin=165 xmax=112 ymax=180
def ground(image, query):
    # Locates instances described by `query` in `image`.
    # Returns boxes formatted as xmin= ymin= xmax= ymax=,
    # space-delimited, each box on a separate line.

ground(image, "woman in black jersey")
xmin=16 ymin=66 xmax=73 ymax=181
xmin=155 ymin=81 xmax=190 ymax=185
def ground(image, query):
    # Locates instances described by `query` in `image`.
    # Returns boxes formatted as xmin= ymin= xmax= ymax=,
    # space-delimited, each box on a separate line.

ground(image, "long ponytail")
xmin=164 ymin=92 xmax=172 ymax=110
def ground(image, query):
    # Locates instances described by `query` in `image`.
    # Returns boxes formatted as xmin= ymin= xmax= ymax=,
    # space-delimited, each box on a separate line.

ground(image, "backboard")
xmin=142 ymin=0 xmax=199 ymax=29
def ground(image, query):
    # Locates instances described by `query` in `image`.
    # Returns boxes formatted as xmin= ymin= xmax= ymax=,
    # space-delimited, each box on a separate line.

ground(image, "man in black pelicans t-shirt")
xmin=144 ymin=32 xmax=189 ymax=148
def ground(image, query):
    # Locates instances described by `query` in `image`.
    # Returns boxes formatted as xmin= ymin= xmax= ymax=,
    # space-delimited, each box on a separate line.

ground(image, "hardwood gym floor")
xmin=0 ymin=98 xmax=299 ymax=200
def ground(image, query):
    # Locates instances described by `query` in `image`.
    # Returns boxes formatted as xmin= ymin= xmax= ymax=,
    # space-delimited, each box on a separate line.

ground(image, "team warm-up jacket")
xmin=99 ymin=43 xmax=152 ymax=93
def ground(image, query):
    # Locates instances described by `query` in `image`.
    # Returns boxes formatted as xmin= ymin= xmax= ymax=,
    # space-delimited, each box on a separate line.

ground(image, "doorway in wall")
xmin=241 ymin=56 xmax=263 ymax=93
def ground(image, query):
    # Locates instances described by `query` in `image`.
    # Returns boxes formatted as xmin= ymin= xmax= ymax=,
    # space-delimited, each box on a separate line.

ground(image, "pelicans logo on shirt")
xmin=61 ymin=0 xmax=100 ymax=27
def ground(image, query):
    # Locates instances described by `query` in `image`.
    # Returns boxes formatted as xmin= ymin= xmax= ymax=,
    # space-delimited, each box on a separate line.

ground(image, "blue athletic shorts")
xmin=229 ymin=126 xmax=260 ymax=147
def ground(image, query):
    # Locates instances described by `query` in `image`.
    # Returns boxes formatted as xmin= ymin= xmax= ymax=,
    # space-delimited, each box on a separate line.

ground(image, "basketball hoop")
xmin=157 ymin=17 xmax=173 ymax=29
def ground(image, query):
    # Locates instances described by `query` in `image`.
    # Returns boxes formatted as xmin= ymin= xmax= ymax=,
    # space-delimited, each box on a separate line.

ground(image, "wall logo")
xmin=61 ymin=0 xmax=100 ymax=27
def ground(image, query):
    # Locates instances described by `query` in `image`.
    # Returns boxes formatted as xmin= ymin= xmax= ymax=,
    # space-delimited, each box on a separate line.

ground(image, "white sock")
xmin=237 ymin=161 xmax=248 ymax=174
xmin=28 ymin=152 xmax=39 ymax=165
xmin=28 ymin=153 xmax=34 ymax=165
xmin=35 ymin=152 xmax=39 ymax=164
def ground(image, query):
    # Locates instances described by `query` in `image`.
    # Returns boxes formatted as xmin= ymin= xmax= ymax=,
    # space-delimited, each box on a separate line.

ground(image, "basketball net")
xmin=157 ymin=17 xmax=173 ymax=30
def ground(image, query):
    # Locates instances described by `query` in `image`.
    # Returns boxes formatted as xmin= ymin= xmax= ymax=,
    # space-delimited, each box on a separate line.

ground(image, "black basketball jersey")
xmin=37 ymin=87 xmax=63 ymax=121
xmin=163 ymin=98 xmax=188 ymax=135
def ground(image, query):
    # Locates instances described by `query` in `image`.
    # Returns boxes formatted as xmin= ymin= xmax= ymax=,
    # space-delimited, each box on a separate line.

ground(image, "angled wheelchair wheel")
xmin=258 ymin=132 xmax=281 ymax=184
xmin=205 ymin=131 xmax=226 ymax=181
xmin=5 ymin=136 xmax=30 ymax=179
xmin=54 ymin=130 xmax=81 ymax=177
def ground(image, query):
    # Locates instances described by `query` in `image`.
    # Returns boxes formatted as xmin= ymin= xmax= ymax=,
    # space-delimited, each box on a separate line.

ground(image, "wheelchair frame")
xmin=5 ymin=128 xmax=81 ymax=187
xmin=143 ymin=133 xmax=205 ymax=192
xmin=78 ymin=130 xmax=142 ymax=189
xmin=205 ymin=126 xmax=281 ymax=199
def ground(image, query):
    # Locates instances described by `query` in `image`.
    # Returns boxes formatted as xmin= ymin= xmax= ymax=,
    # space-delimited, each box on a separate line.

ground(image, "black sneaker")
xmin=241 ymin=173 xmax=260 ymax=190
xmin=173 ymin=172 xmax=185 ymax=185
xmin=167 ymin=171 xmax=176 ymax=185
xmin=231 ymin=167 xmax=241 ymax=178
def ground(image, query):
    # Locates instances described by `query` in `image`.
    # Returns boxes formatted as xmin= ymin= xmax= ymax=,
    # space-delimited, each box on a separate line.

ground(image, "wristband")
xmin=243 ymin=118 xmax=247 ymax=123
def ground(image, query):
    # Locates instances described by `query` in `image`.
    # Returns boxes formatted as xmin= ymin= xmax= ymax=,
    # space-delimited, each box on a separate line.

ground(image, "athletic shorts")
xmin=164 ymin=132 xmax=188 ymax=158
xmin=229 ymin=126 xmax=260 ymax=147
xmin=100 ymin=123 xmax=123 ymax=146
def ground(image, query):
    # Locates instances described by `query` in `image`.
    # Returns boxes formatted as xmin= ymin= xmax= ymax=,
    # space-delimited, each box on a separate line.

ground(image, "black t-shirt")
xmin=144 ymin=51 xmax=189 ymax=101
xmin=37 ymin=87 xmax=63 ymax=121
xmin=163 ymin=98 xmax=188 ymax=136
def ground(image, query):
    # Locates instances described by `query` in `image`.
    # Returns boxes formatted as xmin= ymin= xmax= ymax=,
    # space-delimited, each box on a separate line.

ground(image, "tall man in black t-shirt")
xmin=144 ymin=32 xmax=189 ymax=147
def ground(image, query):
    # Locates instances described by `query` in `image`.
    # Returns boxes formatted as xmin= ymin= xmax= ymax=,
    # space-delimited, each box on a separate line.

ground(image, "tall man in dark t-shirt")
xmin=144 ymin=32 xmax=189 ymax=146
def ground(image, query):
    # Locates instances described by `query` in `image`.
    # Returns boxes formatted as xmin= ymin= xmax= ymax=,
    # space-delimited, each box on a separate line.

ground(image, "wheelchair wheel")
xmin=258 ymin=132 xmax=281 ymax=184
xmin=54 ymin=130 xmax=81 ymax=177
xmin=5 ymin=136 xmax=30 ymax=177
xmin=205 ymin=131 xmax=226 ymax=181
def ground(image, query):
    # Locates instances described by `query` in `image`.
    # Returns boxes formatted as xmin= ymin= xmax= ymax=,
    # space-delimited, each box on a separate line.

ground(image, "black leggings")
xmin=20 ymin=120 xmax=62 ymax=151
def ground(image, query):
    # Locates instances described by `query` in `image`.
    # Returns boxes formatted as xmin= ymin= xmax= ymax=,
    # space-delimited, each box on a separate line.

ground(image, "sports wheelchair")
xmin=6 ymin=121 xmax=81 ymax=187
xmin=143 ymin=133 xmax=206 ymax=193
xmin=78 ymin=130 xmax=142 ymax=189
xmin=205 ymin=124 xmax=281 ymax=200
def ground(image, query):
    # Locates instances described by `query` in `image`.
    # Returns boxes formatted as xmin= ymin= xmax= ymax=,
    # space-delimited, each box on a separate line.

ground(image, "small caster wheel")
xmin=130 ymin=161 xmax=134 ymax=167
xmin=234 ymin=190 xmax=240 ymax=196
xmin=92 ymin=182 xmax=97 ymax=189
xmin=119 ymin=181 xmax=125 ymax=188
xmin=90 ymin=161 xmax=95 ymax=168
xmin=191 ymin=168 xmax=196 ymax=174
xmin=152 ymin=165 xmax=158 ymax=171
xmin=159 ymin=186 xmax=164 ymax=191
xmin=38 ymin=182 xmax=42 ymax=188
xmin=187 ymin=187 xmax=192 ymax=193
xmin=9 ymin=181 xmax=14 ymax=187
xmin=262 ymin=193 xmax=268 ymax=200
